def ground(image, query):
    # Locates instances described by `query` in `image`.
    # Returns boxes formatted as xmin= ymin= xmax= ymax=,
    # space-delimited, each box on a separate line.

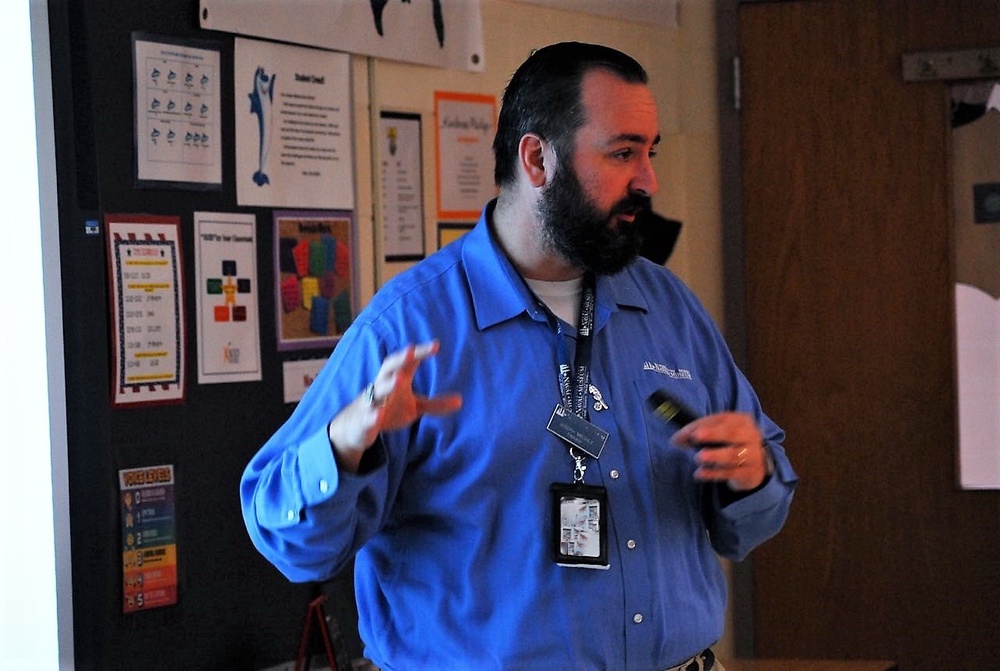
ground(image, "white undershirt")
xmin=524 ymin=275 xmax=584 ymax=329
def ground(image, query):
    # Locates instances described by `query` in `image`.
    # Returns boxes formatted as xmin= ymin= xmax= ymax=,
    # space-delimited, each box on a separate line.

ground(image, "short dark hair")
xmin=492 ymin=42 xmax=648 ymax=188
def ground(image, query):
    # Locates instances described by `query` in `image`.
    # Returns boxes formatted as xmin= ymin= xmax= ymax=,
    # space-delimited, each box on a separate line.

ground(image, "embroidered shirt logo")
xmin=643 ymin=361 xmax=692 ymax=380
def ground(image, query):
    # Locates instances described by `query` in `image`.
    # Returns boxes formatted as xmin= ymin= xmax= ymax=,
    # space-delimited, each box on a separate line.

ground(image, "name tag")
xmin=546 ymin=404 xmax=608 ymax=459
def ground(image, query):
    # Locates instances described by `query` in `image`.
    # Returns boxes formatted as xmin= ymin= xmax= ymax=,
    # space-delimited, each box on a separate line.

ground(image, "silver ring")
xmin=364 ymin=382 xmax=377 ymax=406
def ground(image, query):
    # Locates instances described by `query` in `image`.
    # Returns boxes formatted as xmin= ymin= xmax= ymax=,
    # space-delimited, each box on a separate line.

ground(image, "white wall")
xmin=0 ymin=1 xmax=72 ymax=669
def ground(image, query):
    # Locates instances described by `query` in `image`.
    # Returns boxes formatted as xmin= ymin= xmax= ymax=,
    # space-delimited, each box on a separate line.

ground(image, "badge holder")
xmin=550 ymin=482 xmax=609 ymax=569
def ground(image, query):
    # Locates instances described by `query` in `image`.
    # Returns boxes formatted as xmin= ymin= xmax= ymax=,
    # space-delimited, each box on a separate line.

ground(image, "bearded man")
xmin=241 ymin=41 xmax=797 ymax=671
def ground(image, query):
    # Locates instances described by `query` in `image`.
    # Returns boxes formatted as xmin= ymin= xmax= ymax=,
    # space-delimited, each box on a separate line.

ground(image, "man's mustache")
xmin=611 ymin=194 xmax=652 ymax=217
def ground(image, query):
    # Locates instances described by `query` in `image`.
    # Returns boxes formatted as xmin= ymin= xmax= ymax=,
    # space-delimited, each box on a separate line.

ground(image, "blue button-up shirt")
xmin=241 ymin=201 xmax=797 ymax=670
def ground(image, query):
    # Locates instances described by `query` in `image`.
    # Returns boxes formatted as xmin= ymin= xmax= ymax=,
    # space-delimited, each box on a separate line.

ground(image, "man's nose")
xmin=632 ymin=155 xmax=659 ymax=197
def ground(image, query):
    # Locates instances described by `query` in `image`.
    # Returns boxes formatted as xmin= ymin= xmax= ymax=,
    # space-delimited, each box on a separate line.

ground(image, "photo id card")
xmin=550 ymin=483 xmax=610 ymax=569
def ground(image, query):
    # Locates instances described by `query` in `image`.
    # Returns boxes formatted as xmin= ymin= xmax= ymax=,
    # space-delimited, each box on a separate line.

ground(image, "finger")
xmin=699 ymin=446 xmax=748 ymax=470
xmin=393 ymin=341 xmax=439 ymax=372
xmin=379 ymin=340 xmax=437 ymax=374
xmin=683 ymin=414 xmax=761 ymax=451
xmin=417 ymin=393 xmax=463 ymax=416
xmin=372 ymin=341 xmax=440 ymax=398
xmin=411 ymin=340 xmax=440 ymax=360
xmin=735 ymin=445 xmax=749 ymax=468
xmin=378 ymin=344 xmax=417 ymax=376
xmin=400 ymin=341 xmax=440 ymax=379
xmin=670 ymin=414 xmax=734 ymax=447
xmin=692 ymin=444 xmax=766 ymax=490
xmin=695 ymin=442 xmax=746 ymax=464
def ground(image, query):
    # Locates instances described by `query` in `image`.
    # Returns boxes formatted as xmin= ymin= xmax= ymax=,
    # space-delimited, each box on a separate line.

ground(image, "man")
xmin=241 ymin=42 xmax=797 ymax=670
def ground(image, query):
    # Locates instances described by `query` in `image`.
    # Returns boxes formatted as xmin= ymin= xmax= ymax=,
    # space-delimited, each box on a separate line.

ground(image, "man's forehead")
xmin=580 ymin=69 xmax=659 ymax=141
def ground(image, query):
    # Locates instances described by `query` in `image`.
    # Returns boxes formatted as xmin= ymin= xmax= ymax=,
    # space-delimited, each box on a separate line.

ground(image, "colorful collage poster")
xmin=274 ymin=210 xmax=356 ymax=350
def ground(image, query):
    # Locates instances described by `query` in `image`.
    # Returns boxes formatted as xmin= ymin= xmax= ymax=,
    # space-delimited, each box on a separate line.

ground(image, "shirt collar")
xmin=462 ymin=200 xmax=651 ymax=332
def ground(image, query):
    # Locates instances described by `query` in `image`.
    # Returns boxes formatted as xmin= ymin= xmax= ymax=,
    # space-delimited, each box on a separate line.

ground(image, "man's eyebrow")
xmin=613 ymin=133 xmax=661 ymax=146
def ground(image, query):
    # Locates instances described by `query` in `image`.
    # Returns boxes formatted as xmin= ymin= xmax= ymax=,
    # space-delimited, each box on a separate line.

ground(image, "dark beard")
xmin=537 ymin=164 xmax=650 ymax=275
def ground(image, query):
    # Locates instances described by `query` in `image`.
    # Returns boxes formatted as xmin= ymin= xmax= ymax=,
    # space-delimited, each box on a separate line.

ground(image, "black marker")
xmin=646 ymin=389 xmax=729 ymax=448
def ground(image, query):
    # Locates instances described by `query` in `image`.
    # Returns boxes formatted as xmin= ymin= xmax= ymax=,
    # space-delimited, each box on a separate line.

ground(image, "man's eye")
xmin=614 ymin=149 xmax=634 ymax=160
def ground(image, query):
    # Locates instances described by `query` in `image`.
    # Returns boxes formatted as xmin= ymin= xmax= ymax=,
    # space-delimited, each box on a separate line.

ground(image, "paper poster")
xmin=194 ymin=212 xmax=262 ymax=384
xmin=434 ymin=91 xmax=497 ymax=220
xmin=437 ymin=222 xmax=474 ymax=249
xmin=235 ymin=38 xmax=354 ymax=210
xmin=106 ymin=215 xmax=185 ymax=407
xmin=120 ymin=465 xmax=178 ymax=613
xmin=201 ymin=0 xmax=485 ymax=73
xmin=504 ymin=0 xmax=678 ymax=28
xmin=379 ymin=111 xmax=425 ymax=261
xmin=274 ymin=210 xmax=356 ymax=351
xmin=133 ymin=34 xmax=222 ymax=187
xmin=282 ymin=358 xmax=327 ymax=404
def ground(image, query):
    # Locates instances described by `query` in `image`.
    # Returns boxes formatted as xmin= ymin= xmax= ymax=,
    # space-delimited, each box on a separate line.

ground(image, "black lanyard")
xmin=553 ymin=275 xmax=596 ymax=420
xmin=537 ymin=275 xmax=599 ymax=483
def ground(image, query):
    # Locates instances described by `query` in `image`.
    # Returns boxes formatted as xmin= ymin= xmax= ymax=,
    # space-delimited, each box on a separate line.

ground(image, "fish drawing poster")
xmin=234 ymin=38 xmax=354 ymax=210
xmin=193 ymin=212 xmax=262 ymax=384
xmin=133 ymin=34 xmax=222 ymax=187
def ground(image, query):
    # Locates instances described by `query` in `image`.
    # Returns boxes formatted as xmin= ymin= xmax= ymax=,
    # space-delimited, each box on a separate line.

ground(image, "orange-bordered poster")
xmin=433 ymin=91 xmax=497 ymax=221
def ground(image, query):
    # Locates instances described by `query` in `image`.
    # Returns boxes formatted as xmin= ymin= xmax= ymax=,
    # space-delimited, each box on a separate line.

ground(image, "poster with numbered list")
xmin=120 ymin=465 xmax=178 ymax=613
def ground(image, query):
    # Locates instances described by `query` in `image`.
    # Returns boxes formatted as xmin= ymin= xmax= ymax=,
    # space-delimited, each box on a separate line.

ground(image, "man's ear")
xmin=518 ymin=134 xmax=549 ymax=188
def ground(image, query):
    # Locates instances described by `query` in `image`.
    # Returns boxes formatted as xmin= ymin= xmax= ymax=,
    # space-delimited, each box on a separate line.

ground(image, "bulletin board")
xmin=48 ymin=0 xmax=681 ymax=668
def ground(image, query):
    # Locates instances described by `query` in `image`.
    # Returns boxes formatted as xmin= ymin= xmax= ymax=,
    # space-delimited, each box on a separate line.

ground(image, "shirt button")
xmin=610 ymin=469 xmax=620 ymax=479
xmin=286 ymin=509 xmax=296 ymax=522
xmin=627 ymin=539 xmax=637 ymax=550
xmin=319 ymin=479 xmax=329 ymax=493
xmin=633 ymin=613 xmax=644 ymax=624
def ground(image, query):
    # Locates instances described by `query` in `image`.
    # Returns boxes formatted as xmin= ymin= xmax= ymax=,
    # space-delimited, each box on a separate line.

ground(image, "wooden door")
xmin=738 ymin=1 xmax=1000 ymax=667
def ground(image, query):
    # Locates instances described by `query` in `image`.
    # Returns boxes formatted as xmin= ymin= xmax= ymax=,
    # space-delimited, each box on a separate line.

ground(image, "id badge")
xmin=550 ymin=483 xmax=610 ymax=569
xmin=546 ymin=404 xmax=608 ymax=459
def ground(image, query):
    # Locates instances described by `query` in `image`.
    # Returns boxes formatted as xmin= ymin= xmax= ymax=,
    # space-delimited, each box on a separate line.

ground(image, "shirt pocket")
xmin=633 ymin=377 xmax=711 ymax=484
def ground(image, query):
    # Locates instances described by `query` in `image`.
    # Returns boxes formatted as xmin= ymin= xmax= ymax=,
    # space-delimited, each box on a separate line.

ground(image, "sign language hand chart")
xmin=106 ymin=215 xmax=186 ymax=407
xmin=133 ymin=35 xmax=222 ymax=187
